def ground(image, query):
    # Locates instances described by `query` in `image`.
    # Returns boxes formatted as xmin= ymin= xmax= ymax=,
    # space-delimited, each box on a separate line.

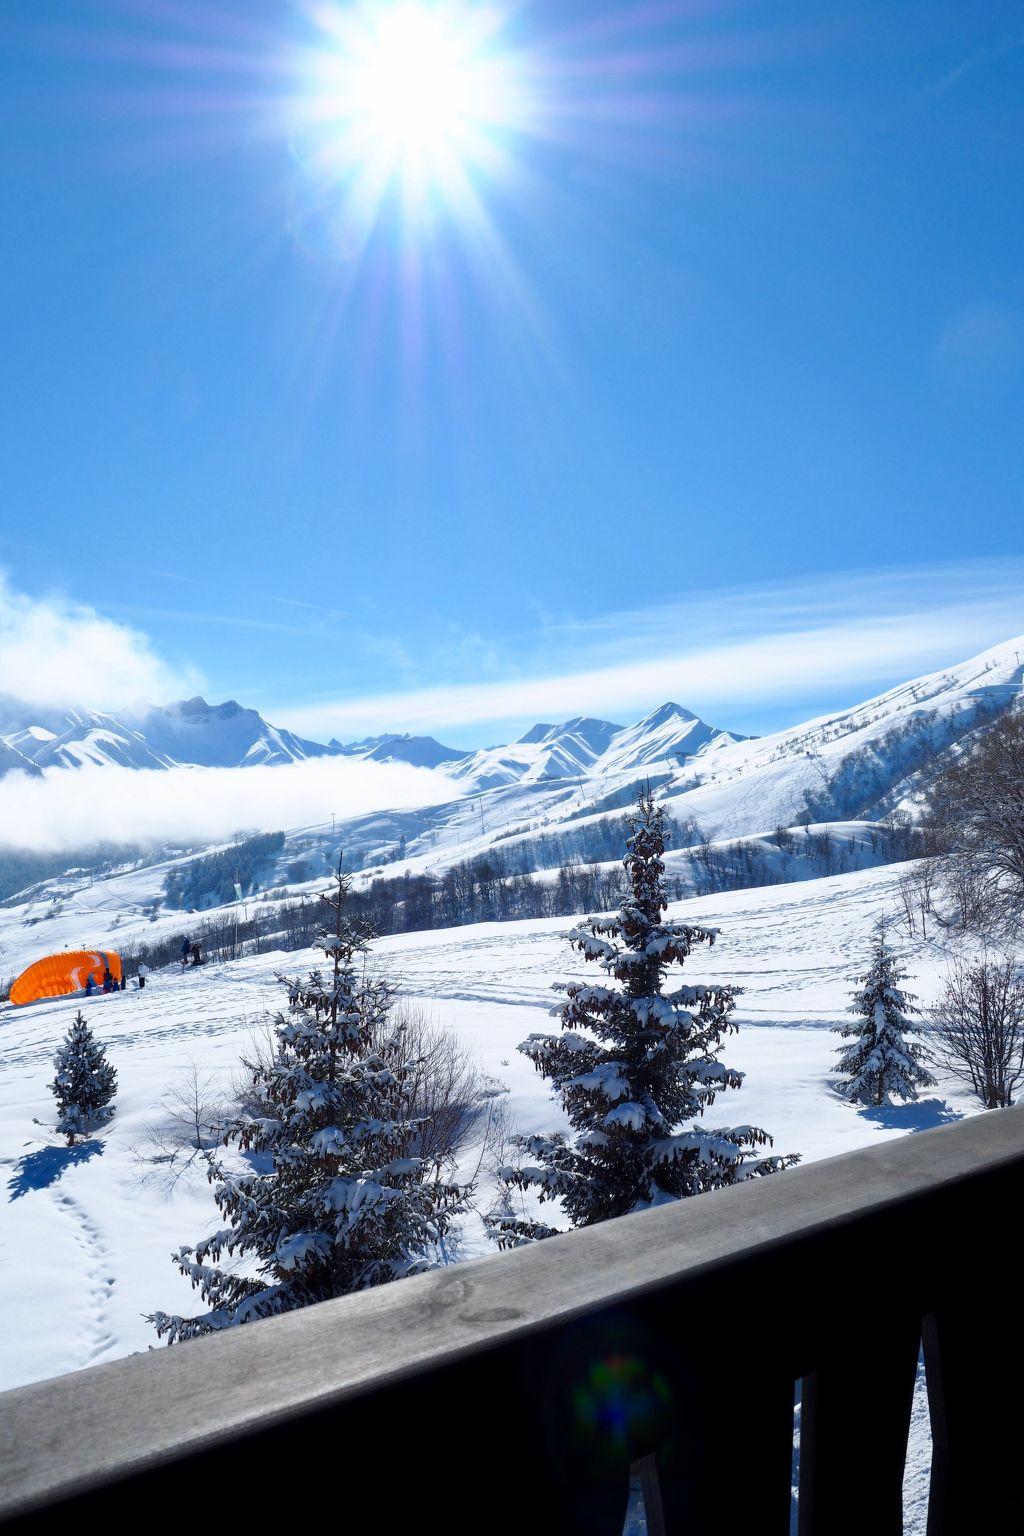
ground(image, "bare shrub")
xmin=386 ymin=1001 xmax=490 ymax=1173
xmin=230 ymin=997 xmax=495 ymax=1177
xmin=131 ymin=1062 xmax=229 ymax=1190
xmin=926 ymin=954 xmax=1024 ymax=1108
xmin=894 ymin=862 xmax=939 ymax=939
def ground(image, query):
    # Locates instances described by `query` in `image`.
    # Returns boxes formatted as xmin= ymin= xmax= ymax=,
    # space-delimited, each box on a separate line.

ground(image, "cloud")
xmin=0 ymin=572 xmax=198 ymax=712
xmin=0 ymin=756 xmax=457 ymax=853
xmin=277 ymin=562 xmax=1024 ymax=738
xmin=933 ymin=305 xmax=1023 ymax=390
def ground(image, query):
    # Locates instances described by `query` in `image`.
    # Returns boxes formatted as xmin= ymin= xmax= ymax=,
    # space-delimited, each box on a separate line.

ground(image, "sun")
xmin=294 ymin=1 xmax=525 ymax=218
xmin=350 ymin=6 xmax=487 ymax=158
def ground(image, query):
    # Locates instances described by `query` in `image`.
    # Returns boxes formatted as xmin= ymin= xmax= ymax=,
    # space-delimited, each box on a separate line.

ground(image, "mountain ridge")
xmin=0 ymin=694 xmax=737 ymax=782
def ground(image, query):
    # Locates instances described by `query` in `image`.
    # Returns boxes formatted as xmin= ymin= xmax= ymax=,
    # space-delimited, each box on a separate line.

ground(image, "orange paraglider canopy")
xmin=9 ymin=951 xmax=122 ymax=1007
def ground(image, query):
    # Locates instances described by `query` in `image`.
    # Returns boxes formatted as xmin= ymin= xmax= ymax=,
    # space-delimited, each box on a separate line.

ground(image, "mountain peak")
xmin=515 ymin=722 xmax=557 ymax=745
xmin=636 ymin=701 xmax=695 ymax=728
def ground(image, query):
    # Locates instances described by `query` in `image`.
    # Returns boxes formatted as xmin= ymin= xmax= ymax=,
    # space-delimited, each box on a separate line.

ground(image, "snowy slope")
xmin=3 ymin=726 xmax=55 ymax=756
xmin=0 ymin=738 xmax=41 ymax=778
xmin=0 ymin=855 xmax=982 ymax=1536
xmin=33 ymin=712 xmax=174 ymax=771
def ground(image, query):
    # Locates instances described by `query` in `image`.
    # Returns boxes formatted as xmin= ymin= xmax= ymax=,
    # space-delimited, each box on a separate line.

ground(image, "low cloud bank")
xmin=0 ymin=757 xmax=457 ymax=854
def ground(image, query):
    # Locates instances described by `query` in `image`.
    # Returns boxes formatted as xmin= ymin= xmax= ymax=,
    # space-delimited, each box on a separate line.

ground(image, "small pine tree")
xmin=149 ymin=864 xmax=465 ymax=1343
xmin=491 ymin=789 xmax=795 ymax=1242
xmin=835 ymin=920 xmax=935 ymax=1106
xmin=49 ymin=1011 xmax=117 ymax=1145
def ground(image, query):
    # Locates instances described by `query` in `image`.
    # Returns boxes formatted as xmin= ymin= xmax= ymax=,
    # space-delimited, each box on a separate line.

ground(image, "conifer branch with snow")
xmin=834 ymin=919 xmax=935 ymax=1107
xmin=489 ymin=788 xmax=796 ymax=1243
xmin=149 ymin=862 xmax=466 ymax=1343
xmin=49 ymin=1011 xmax=117 ymax=1146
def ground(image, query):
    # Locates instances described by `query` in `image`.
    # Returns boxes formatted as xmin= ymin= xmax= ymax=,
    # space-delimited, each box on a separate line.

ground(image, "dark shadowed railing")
xmin=1 ymin=1109 xmax=1021 ymax=1534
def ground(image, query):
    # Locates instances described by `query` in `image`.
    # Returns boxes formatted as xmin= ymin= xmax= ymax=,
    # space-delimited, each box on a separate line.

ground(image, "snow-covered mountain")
xmin=32 ymin=711 xmax=174 ymax=771
xmin=120 ymin=698 xmax=336 ymax=768
xmin=0 ymin=693 xmax=734 ymax=783
xmin=0 ymin=736 xmax=41 ymax=778
xmin=315 ymin=634 xmax=1024 ymax=876
xmin=444 ymin=705 xmax=739 ymax=790
xmin=330 ymin=732 xmax=469 ymax=770
xmin=0 ymin=698 xmax=340 ymax=774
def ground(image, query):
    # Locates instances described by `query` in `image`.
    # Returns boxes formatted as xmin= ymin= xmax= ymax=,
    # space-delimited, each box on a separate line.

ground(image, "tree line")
xmin=162 ymin=831 xmax=286 ymax=911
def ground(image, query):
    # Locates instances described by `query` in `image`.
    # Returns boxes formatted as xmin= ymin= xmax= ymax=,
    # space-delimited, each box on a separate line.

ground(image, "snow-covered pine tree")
xmin=835 ymin=920 xmax=935 ymax=1106
xmin=49 ymin=1011 xmax=117 ymax=1145
xmin=490 ymin=788 xmax=795 ymax=1242
xmin=149 ymin=864 xmax=465 ymax=1342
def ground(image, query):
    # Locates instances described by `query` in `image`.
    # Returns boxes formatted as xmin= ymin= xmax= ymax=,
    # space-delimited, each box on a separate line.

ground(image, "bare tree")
xmin=926 ymin=954 xmax=1024 ymax=1108
xmin=924 ymin=708 xmax=1024 ymax=933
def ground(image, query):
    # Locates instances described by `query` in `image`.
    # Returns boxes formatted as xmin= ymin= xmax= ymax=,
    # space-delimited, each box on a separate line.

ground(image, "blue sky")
xmin=1 ymin=0 xmax=1022 ymax=747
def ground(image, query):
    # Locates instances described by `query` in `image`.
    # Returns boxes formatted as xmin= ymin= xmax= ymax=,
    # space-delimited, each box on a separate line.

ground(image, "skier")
xmin=180 ymin=937 xmax=190 ymax=969
xmin=137 ymin=963 xmax=149 ymax=990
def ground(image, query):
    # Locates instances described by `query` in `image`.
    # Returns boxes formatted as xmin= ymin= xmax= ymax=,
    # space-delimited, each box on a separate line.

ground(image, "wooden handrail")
xmin=2 ymin=1108 xmax=1022 ymax=1534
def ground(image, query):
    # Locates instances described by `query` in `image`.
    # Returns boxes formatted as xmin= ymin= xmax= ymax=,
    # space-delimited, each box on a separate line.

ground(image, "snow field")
xmin=0 ymin=861 xmax=987 ymax=1532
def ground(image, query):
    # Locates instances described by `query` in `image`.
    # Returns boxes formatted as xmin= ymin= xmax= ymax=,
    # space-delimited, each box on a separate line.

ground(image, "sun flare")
xmin=296 ymin=1 xmax=524 ymax=218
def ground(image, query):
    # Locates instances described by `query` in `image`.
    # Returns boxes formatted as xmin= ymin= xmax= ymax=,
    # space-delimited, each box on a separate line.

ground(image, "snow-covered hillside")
xmin=308 ymin=634 xmax=1024 ymax=880
xmin=0 ymin=862 xmax=979 ymax=1392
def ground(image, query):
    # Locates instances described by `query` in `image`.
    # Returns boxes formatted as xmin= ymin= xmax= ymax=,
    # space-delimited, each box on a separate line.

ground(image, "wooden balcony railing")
xmin=2 ymin=1108 xmax=1022 ymax=1534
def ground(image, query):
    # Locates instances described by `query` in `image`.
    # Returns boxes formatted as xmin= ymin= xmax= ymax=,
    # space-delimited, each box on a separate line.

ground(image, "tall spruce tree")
xmin=491 ymin=789 xmax=795 ymax=1242
xmin=49 ymin=1011 xmax=117 ymax=1145
xmin=150 ymin=865 xmax=465 ymax=1342
xmin=835 ymin=920 xmax=935 ymax=1106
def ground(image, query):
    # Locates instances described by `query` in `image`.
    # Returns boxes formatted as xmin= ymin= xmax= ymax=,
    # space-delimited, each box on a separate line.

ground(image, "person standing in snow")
xmin=137 ymin=963 xmax=149 ymax=990
xmin=84 ymin=973 xmax=94 ymax=997
xmin=180 ymin=938 xmax=190 ymax=968
xmin=102 ymin=966 xmax=114 ymax=994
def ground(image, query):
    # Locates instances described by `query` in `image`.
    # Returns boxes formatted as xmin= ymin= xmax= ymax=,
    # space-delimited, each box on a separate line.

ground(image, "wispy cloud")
xmin=0 ymin=756 xmax=455 ymax=853
xmin=908 ymin=31 xmax=1024 ymax=115
xmin=0 ymin=571 xmax=200 ymax=712
xmin=276 ymin=560 xmax=1024 ymax=740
